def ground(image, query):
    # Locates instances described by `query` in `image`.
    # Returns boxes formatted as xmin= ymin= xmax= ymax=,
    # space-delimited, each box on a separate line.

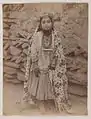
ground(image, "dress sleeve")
xmin=31 ymin=34 xmax=38 ymax=63
xmin=25 ymin=33 xmax=39 ymax=80
xmin=30 ymin=34 xmax=39 ymax=70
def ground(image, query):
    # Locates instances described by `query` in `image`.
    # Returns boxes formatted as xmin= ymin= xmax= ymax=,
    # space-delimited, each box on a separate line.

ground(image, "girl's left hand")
xmin=48 ymin=64 xmax=55 ymax=70
xmin=34 ymin=67 xmax=40 ymax=77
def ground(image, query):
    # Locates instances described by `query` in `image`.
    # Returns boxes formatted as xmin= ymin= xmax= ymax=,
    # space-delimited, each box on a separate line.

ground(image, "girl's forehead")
xmin=41 ymin=16 xmax=51 ymax=21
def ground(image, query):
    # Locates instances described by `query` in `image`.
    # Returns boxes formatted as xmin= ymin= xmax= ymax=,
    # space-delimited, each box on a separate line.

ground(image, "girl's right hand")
xmin=34 ymin=67 xmax=40 ymax=77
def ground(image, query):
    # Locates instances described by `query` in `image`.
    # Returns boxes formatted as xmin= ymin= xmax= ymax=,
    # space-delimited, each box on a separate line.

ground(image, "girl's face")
xmin=41 ymin=16 xmax=53 ymax=31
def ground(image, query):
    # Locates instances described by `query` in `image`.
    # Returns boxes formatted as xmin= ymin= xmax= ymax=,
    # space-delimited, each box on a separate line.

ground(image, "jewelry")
xmin=42 ymin=34 xmax=52 ymax=49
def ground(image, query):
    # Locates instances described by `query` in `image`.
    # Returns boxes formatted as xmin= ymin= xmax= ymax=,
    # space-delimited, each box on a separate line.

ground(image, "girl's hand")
xmin=48 ymin=64 xmax=55 ymax=70
xmin=49 ymin=56 xmax=58 ymax=70
xmin=34 ymin=67 xmax=40 ymax=77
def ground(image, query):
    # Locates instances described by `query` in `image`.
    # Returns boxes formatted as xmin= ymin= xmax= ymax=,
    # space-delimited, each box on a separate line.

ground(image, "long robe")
xmin=23 ymin=30 xmax=70 ymax=111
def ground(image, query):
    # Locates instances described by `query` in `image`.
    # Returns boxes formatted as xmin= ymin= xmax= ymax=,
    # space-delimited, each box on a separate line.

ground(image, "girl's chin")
xmin=43 ymin=29 xmax=52 ymax=31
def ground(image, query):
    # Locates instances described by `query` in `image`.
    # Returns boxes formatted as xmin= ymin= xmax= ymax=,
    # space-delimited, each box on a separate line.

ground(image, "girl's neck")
xmin=42 ymin=29 xmax=52 ymax=36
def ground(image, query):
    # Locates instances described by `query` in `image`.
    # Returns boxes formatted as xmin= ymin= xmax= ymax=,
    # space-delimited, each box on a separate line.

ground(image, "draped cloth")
xmin=23 ymin=29 xmax=71 ymax=112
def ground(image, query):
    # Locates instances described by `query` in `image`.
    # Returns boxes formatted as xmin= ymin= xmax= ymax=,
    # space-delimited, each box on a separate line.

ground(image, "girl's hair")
xmin=37 ymin=14 xmax=54 ymax=31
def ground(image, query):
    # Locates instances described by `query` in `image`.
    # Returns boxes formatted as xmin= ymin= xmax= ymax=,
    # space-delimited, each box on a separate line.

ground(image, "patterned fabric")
xmin=23 ymin=29 xmax=71 ymax=112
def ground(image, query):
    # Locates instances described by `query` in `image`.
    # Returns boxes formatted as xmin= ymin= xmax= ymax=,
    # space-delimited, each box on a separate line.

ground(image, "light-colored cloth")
xmin=28 ymin=31 xmax=55 ymax=100
xmin=28 ymin=70 xmax=54 ymax=100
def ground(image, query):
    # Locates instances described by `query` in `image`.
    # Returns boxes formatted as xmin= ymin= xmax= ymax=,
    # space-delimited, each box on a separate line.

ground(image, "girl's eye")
xmin=47 ymin=20 xmax=51 ymax=23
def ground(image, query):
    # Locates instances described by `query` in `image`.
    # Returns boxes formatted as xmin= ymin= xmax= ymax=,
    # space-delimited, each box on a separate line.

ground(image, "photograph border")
xmin=0 ymin=0 xmax=91 ymax=119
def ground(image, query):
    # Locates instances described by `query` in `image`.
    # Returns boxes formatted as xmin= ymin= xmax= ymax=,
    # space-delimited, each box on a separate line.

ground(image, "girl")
xmin=23 ymin=13 xmax=71 ymax=113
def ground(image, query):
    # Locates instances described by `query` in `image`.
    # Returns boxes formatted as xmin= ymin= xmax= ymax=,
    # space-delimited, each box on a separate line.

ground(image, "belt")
xmin=39 ymin=68 xmax=49 ymax=74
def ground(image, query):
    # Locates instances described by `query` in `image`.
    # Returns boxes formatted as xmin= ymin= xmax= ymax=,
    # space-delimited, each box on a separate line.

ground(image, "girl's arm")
xmin=30 ymin=34 xmax=40 ymax=77
xmin=25 ymin=34 xmax=39 ymax=80
xmin=31 ymin=34 xmax=38 ymax=63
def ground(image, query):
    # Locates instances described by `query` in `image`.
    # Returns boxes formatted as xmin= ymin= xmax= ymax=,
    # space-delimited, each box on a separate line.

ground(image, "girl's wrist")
xmin=32 ymin=61 xmax=39 ymax=70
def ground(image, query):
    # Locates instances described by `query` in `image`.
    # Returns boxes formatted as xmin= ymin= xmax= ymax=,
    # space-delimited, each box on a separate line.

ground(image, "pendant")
xmin=42 ymin=35 xmax=52 ymax=49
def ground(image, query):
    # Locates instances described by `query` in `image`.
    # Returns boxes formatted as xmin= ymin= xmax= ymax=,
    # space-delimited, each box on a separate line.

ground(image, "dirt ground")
xmin=3 ymin=81 xmax=88 ymax=116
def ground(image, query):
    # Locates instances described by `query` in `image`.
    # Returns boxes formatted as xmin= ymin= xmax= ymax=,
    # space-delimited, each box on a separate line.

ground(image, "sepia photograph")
xmin=3 ymin=3 xmax=88 ymax=116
